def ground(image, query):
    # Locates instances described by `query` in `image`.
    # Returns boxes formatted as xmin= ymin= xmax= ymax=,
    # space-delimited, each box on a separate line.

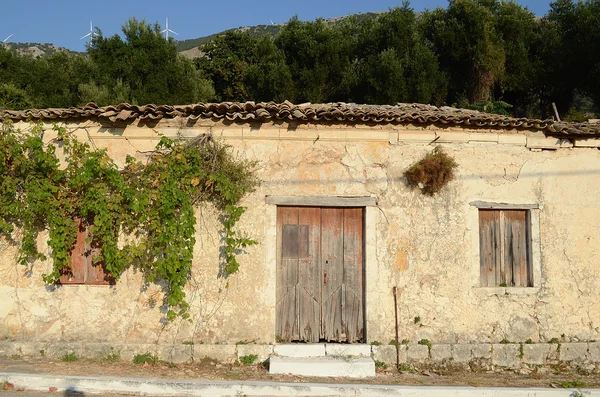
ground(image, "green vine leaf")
xmin=0 ymin=122 xmax=259 ymax=320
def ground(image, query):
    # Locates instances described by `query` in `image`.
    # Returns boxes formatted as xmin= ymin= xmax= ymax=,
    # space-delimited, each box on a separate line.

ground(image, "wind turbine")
xmin=161 ymin=18 xmax=178 ymax=39
xmin=80 ymin=21 xmax=98 ymax=44
xmin=2 ymin=33 xmax=14 ymax=43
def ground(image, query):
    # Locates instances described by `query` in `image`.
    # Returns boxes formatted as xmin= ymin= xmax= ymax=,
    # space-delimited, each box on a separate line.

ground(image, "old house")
xmin=0 ymin=102 xmax=599 ymax=375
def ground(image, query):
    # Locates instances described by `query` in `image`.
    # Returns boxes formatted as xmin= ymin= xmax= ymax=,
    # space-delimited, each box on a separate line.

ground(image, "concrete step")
xmin=273 ymin=343 xmax=372 ymax=357
xmin=269 ymin=356 xmax=375 ymax=378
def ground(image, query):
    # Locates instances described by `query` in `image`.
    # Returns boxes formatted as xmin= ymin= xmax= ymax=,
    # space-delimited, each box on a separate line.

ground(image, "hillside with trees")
xmin=0 ymin=0 xmax=598 ymax=121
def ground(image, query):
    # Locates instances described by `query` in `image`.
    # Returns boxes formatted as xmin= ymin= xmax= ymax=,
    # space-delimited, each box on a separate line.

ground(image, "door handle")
xmin=324 ymin=271 xmax=327 ymax=285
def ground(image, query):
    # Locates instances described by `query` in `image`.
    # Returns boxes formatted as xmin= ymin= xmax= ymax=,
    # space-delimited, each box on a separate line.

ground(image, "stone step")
xmin=269 ymin=356 xmax=375 ymax=378
xmin=273 ymin=343 xmax=372 ymax=357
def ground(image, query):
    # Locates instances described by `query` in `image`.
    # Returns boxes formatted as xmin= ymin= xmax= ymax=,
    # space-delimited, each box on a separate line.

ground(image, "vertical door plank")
xmin=503 ymin=210 xmax=529 ymax=287
xmin=321 ymin=207 xmax=344 ymax=341
xmin=343 ymin=208 xmax=364 ymax=343
xmin=479 ymin=210 xmax=500 ymax=287
xmin=276 ymin=207 xmax=299 ymax=342
xmin=298 ymin=207 xmax=321 ymax=342
xmin=498 ymin=211 xmax=507 ymax=286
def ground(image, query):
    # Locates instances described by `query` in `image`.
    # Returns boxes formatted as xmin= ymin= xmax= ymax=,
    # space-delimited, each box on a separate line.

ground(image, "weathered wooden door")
xmin=276 ymin=206 xmax=364 ymax=343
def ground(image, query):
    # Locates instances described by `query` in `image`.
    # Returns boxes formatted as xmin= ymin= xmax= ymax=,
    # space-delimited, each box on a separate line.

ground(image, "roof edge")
xmin=1 ymin=101 xmax=599 ymax=137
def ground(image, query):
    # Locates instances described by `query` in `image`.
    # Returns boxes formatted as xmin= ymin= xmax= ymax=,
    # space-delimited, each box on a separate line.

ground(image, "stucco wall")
xmin=0 ymin=119 xmax=599 ymax=349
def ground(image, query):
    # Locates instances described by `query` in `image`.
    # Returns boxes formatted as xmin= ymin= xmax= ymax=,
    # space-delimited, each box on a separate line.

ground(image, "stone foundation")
xmin=1 ymin=342 xmax=599 ymax=372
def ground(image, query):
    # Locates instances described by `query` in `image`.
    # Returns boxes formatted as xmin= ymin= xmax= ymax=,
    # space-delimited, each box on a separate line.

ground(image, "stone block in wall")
xmin=452 ymin=344 xmax=471 ymax=363
xmin=560 ymin=343 xmax=589 ymax=362
xmin=522 ymin=344 xmax=551 ymax=365
xmin=279 ymin=129 xmax=319 ymax=141
xmin=215 ymin=128 xmax=244 ymax=139
xmin=12 ymin=343 xmax=49 ymax=358
xmin=158 ymin=344 xmax=194 ymax=364
xmin=436 ymin=132 xmax=470 ymax=143
xmin=430 ymin=344 xmax=452 ymax=362
xmin=492 ymin=344 xmax=520 ymax=368
xmin=498 ymin=134 xmax=527 ymax=145
xmin=44 ymin=343 xmax=84 ymax=359
xmin=243 ymin=128 xmax=280 ymax=140
xmin=471 ymin=344 xmax=492 ymax=359
xmin=573 ymin=138 xmax=600 ymax=148
xmin=526 ymin=132 xmax=562 ymax=149
xmin=113 ymin=344 xmax=158 ymax=362
xmin=469 ymin=133 xmax=498 ymax=143
xmin=372 ymin=345 xmax=406 ymax=366
xmin=83 ymin=343 xmax=125 ymax=361
xmin=397 ymin=132 xmax=436 ymax=144
xmin=407 ymin=345 xmax=429 ymax=362
xmin=237 ymin=344 xmax=273 ymax=363
xmin=193 ymin=344 xmax=237 ymax=364
xmin=346 ymin=130 xmax=389 ymax=142
xmin=373 ymin=345 xmax=408 ymax=366
xmin=313 ymin=130 xmax=347 ymax=141
xmin=588 ymin=342 xmax=600 ymax=362
xmin=0 ymin=342 xmax=19 ymax=357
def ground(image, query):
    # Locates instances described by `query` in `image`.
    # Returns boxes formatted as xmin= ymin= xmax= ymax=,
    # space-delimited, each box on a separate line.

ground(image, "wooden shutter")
xmin=479 ymin=210 xmax=530 ymax=287
xmin=479 ymin=210 xmax=501 ymax=287
xmin=60 ymin=220 xmax=87 ymax=284
xmin=503 ymin=210 xmax=529 ymax=287
xmin=60 ymin=220 xmax=109 ymax=285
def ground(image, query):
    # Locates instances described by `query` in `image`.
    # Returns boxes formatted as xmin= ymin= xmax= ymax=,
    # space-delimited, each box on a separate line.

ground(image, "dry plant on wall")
xmin=403 ymin=147 xmax=458 ymax=195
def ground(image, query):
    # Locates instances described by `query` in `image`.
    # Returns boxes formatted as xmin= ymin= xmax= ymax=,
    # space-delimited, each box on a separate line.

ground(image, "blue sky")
xmin=2 ymin=0 xmax=552 ymax=51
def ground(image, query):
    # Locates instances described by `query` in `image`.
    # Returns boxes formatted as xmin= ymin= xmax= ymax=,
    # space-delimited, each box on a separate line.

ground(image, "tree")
xmin=0 ymin=82 xmax=33 ymax=110
xmin=423 ymin=0 xmax=505 ymax=103
xmin=275 ymin=17 xmax=356 ymax=103
xmin=349 ymin=4 xmax=446 ymax=104
xmin=244 ymin=36 xmax=294 ymax=102
xmin=196 ymin=31 xmax=261 ymax=101
xmin=494 ymin=1 xmax=542 ymax=116
xmin=88 ymin=18 xmax=213 ymax=105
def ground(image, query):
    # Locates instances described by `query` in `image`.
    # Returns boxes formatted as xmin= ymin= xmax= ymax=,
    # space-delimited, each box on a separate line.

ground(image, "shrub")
xmin=403 ymin=147 xmax=458 ymax=195
xmin=61 ymin=352 xmax=78 ymax=362
xmin=375 ymin=360 xmax=388 ymax=370
xmin=133 ymin=352 xmax=157 ymax=365
xmin=239 ymin=354 xmax=258 ymax=365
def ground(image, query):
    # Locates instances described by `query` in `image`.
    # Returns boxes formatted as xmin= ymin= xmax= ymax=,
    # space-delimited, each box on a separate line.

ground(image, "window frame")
xmin=59 ymin=219 xmax=113 ymax=286
xmin=470 ymin=201 xmax=542 ymax=293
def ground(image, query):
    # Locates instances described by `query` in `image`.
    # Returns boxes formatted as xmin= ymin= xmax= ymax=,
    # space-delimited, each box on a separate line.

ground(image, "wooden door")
xmin=276 ymin=206 xmax=364 ymax=343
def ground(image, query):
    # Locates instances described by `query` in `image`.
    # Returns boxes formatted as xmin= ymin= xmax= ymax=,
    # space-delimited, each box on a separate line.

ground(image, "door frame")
xmin=265 ymin=196 xmax=377 ymax=344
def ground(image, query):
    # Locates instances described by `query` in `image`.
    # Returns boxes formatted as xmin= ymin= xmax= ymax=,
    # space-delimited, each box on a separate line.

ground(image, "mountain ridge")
xmin=2 ymin=11 xmax=383 ymax=59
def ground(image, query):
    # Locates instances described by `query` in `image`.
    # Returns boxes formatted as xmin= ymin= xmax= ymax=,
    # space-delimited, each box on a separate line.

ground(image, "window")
xmin=282 ymin=224 xmax=309 ymax=258
xmin=479 ymin=209 xmax=532 ymax=287
xmin=60 ymin=219 xmax=112 ymax=285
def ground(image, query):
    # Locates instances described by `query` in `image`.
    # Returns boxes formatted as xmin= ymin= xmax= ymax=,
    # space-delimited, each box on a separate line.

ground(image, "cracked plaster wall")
xmin=0 ymin=120 xmax=599 ymax=347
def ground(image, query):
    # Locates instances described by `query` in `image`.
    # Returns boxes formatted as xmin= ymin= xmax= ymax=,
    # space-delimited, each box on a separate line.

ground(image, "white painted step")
xmin=269 ymin=356 xmax=375 ymax=378
xmin=273 ymin=343 xmax=372 ymax=357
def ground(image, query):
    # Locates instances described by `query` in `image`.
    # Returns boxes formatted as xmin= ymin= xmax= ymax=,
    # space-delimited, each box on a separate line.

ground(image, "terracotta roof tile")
xmin=2 ymin=101 xmax=599 ymax=136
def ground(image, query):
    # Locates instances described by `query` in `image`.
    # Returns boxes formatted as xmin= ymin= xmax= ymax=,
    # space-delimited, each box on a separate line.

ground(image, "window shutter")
xmin=503 ymin=210 xmax=529 ymax=287
xmin=479 ymin=210 xmax=501 ymax=287
xmin=60 ymin=219 xmax=87 ymax=284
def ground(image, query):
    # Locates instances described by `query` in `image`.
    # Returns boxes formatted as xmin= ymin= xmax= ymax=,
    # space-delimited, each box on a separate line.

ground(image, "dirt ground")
xmin=0 ymin=356 xmax=599 ymax=389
